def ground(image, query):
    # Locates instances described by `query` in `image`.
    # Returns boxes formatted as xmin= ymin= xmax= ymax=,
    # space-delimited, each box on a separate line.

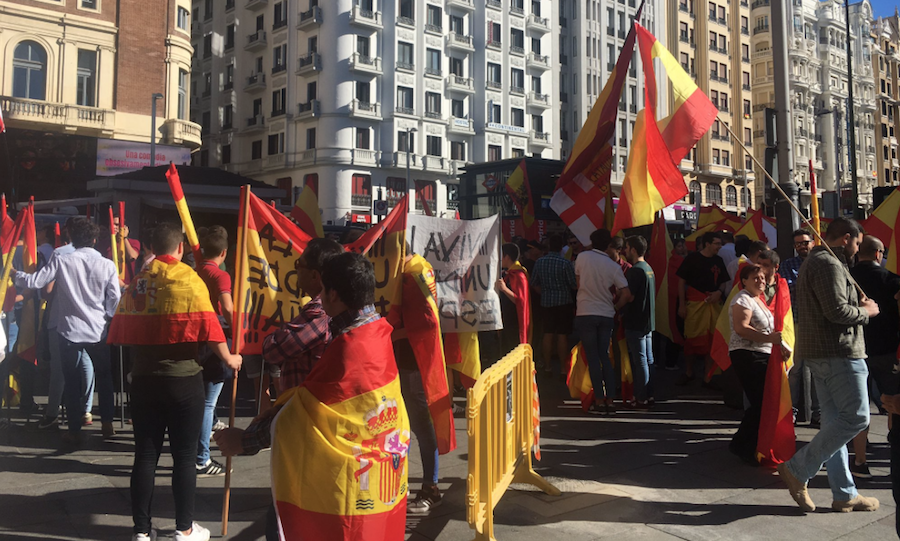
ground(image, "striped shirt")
xmin=531 ymin=252 xmax=577 ymax=307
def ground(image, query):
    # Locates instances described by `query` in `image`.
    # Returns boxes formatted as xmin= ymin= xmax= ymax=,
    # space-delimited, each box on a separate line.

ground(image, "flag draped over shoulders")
xmin=271 ymin=318 xmax=410 ymax=541
xmin=683 ymin=288 xmax=721 ymax=356
xmin=443 ymin=332 xmax=481 ymax=389
xmin=108 ymin=256 xmax=225 ymax=345
xmin=506 ymin=261 xmax=531 ymax=344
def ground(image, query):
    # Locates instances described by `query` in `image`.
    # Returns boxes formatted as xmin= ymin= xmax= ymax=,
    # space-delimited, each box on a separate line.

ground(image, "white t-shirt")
xmin=574 ymin=249 xmax=628 ymax=317
xmin=728 ymin=289 xmax=775 ymax=354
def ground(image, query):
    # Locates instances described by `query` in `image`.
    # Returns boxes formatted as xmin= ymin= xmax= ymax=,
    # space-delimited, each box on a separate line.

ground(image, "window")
xmin=222 ymin=144 xmax=231 ymax=165
xmin=487 ymin=63 xmax=502 ymax=84
xmin=532 ymin=75 xmax=542 ymax=94
xmin=427 ymin=136 xmax=442 ymax=156
xmin=488 ymin=145 xmax=502 ymax=161
xmin=76 ymin=49 xmax=97 ymax=107
xmin=357 ymin=36 xmax=370 ymax=57
xmin=13 ymin=41 xmax=47 ymax=100
xmin=224 ymin=63 xmax=234 ymax=89
xmin=426 ymin=48 xmax=441 ymax=75
xmin=451 ymin=98 xmax=464 ymax=118
xmin=532 ymin=114 xmax=543 ymax=132
xmin=450 ymin=57 xmax=464 ymax=77
xmin=532 ymin=37 xmax=542 ymax=55
xmin=226 ymin=24 xmax=235 ymax=49
xmin=511 ymin=108 xmax=525 ymax=127
xmin=386 ymin=177 xmax=406 ymax=204
xmin=307 ymin=81 xmax=317 ymax=101
xmin=398 ymin=42 xmax=414 ymax=69
xmin=203 ymin=33 xmax=212 ymax=58
xmin=81 ymin=0 xmax=98 ymax=9
xmin=690 ymin=181 xmax=702 ymax=204
xmin=397 ymin=86 xmax=413 ymax=111
xmin=268 ymin=133 xmax=284 ymax=155
xmin=451 ymin=141 xmax=466 ymax=160
xmin=399 ymin=0 xmax=414 ymax=19
xmin=425 ymin=92 xmax=441 ymax=118
xmin=305 ymin=174 xmax=319 ymax=196
xmin=356 ymin=127 xmax=371 ymax=149
xmin=204 ymin=0 xmax=213 ymax=19
xmin=222 ymin=105 xmax=233 ymax=129
xmin=252 ymin=98 xmax=263 ymax=117
xmin=352 ymin=175 xmax=372 ymax=205
xmin=511 ymin=29 xmax=525 ymax=52
xmin=272 ymin=88 xmax=286 ymax=116
xmin=416 ymin=180 xmax=436 ymax=211
xmin=706 ymin=184 xmax=722 ymax=204
xmin=489 ymin=103 xmax=501 ymax=123
xmin=426 ymin=4 xmax=442 ymax=30
xmin=450 ymin=15 xmax=465 ymax=35
xmin=274 ymin=1 xmax=287 ymax=28
xmin=307 ymin=128 xmax=316 ymax=149
xmin=741 ymin=187 xmax=751 ymax=207
xmin=356 ymin=81 xmax=370 ymax=104
xmin=273 ymin=44 xmax=287 ymax=73
xmin=398 ymin=131 xmax=414 ymax=153
xmin=177 ymin=69 xmax=188 ymax=119
xmin=177 ymin=7 xmax=190 ymax=30
xmin=722 ymin=150 xmax=730 ymax=166
xmin=488 ymin=21 xmax=502 ymax=45
xmin=512 ymin=148 xmax=525 ymax=158
xmin=251 ymin=140 xmax=263 ymax=160
xmin=201 ymin=111 xmax=210 ymax=134
xmin=511 ymin=68 xmax=524 ymax=92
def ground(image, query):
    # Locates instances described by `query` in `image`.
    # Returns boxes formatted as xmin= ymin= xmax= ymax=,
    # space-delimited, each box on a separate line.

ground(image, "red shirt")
xmin=196 ymin=260 xmax=232 ymax=316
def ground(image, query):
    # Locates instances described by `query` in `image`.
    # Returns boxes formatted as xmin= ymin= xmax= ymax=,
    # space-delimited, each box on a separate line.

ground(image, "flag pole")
xmin=222 ymin=184 xmax=250 ymax=536
xmin=718 ymin=115 xmax=868 ymax=299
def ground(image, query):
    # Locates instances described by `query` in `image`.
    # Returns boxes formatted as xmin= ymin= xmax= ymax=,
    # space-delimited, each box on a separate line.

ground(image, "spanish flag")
xmin=505 ymin=261 xmax=531 ymax=344
xmin=385 ymin=254 xmax=456 ymax=454
xmin=290 ymin=186 xmax=324 ymax=239
xmin=165 ymin=163 xmax=202 ymax=263
xmin=567 ymin=343 xmax=594 ymax=412
xmin=108 ymin=255 xmax=225 ymax=345
xmin=733 ymin=208 xmax=772 ymax=245
xmin=862 ymin=186 xmax=900 ymax=274
xmin=505 ymin=160 xmax=535 ymax=228
xmin=698 ymin=204 xmax=743 ymax=232
xmin=612 ymin=25 xmax=717 ymax=234
xmin=271 ymin=317 xmax=410 ymax=541
xmin=15 ymin=203 xmax=40 ymax=363
xmin=757 ymin=276 xmax=796 ymax=466
xmin=685 ymin=221 xmax=724 ymax=251
xmin=646 ymin=215 xmax=682 ymax=344
xmin=443 ymin=332 xmax=480 ymax=388
xmin=683 ymin=287 xmax=722 ymax=356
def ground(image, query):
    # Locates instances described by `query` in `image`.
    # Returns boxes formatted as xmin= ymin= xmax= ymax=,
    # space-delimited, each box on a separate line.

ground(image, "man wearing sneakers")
xmin=777 ymin=218 xmax=880 ymax=513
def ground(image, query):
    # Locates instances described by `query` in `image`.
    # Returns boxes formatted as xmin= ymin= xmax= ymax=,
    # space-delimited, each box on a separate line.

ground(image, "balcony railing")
xmin=245 ymin=30 xmax=267 ymax=49
xmin=0 ymin=95 xmax=116 ymax=135
xmin=486 ymin=40 xmax=502 ymax=50
xmin=297 ymin=6 xmax=323 ymax=28
xmin=486 ymin=81 xmax=502 ymax=91
xmin=397 ymin=15 xmax=415 ymax=26
xmin=447 ymin=33 xmax=474 ymax=49
xmin=351 ymin=194 xmax=373 ymax=207
xmin=297 ymin=52 xmax=321 ymax=74
xmin=396 ymin=61 xmax=415 ymax=71
xmin=395 ymin=106 xmax=416 ymax=116
xmin=350 ymin=6 xmax=382 ymax=27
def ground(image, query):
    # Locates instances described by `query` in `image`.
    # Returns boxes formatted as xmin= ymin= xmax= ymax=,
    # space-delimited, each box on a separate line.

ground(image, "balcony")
xmin=448 ymin=0 xmax=475 ymax=10
xmin=527 ymin=92 xmax=551 ymax=108
xmin=446 ymin=75 xmax=475 ymax=94
xmin=424 ymin=110 xmax=444 ymax=121
xmin=350 ymin=53 xmax=382 ymax=74
xmin=449 ymin=117 xmax=475 ymax=134
xmin=0 ymin=95 xmax=116 ymax=137
xmin=486 ymin=81 xmax=502 ymax=91
xmin=296 ymin=99 xmax=320 ymax=120
xmin=527 ymin=53 xmax=550 ymax=70
xmin=446 ymin=33 xmax=475 ymax=52
xmin=529 ymin=131 xmax=552 ymax=147
xmin=510 ymin=5 xmax=524 ymax=16
xmin=425 ymin=23 xmax=442 ymax=34
xmin=350 ymin=6 xmax=382 ymax=28
xmin=486 ymin=39 xmax=502 ymax=50
xmin=273 ymin=18 xmax=289 ymax=32
xmin=425 ymin=66 xmax=442 ymax=78
xmin=351 ymin=193 xmax=373 ymax=207
xmin=393 ymin=152 xmax=418 ymax=168
xmin=510 ymin=85 xmax=525 ymax=95
xmin=510 ymin=45 xmax=525 ymax=56
xmin=351 ymin=149 xmax=378 ymax=166
xmin=244 ymin=73 xmax=266 ymax=92
xmin=245 ymin=30 xmax=267 ymax=51
xmin=486 ymin=0 xmax=502 ymax=9
xmin=350 ymin=99 xmax=382 ymax=120
xmin=397 ymin=16 xmax=415 ymax=27
xmin=245 ymin=115 xmax=265 ymax=132
xmin=246 ymin=0 xmax=267 ymax=9
xmin=751 ymin=0 xmax=769 ymax=8
xmin=754 ymin=25 xmax=769 ymax=35
xmin=265 ymin=154 xmax=288 ymax=170
xmin=450 ymin=160 xmax=470 ymax=176
xmin=296 ymin=53 xmax=322 ymax=75
xmin=423 ymin=156 xmax=448 ymax=172
xmin=297 ymin=6 xmax=323 ymax=29
xmin=526 ymin=14 xmax=550 ymax=33
xmin=395 ymin=106 xmax=416 ymax=117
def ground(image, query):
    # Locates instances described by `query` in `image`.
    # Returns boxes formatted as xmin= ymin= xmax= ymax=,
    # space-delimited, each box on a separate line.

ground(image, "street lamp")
xmin=150 ymin=93 xmax=164 ymax=167
xmin=405 ymin=127 xmax=417 ymax=213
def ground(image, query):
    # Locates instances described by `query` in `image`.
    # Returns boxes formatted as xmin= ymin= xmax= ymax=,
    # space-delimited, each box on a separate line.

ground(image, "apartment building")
xmin=668 ymin=0 xmax=755 ymax=213
xmin=749 ymin=0 xmax=877 ymax=212
xmin=191 ymin=0 xmax=559 ymax=225
xmin=873 ymin=12 xmax=900 ymax=188
xmin=557 ymin=0 xmax=666 ymax=196
xmin=0 ymin=0 xmax=199 ymax=200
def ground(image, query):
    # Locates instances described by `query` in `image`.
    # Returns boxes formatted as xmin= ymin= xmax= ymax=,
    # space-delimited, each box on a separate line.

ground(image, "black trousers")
xmin=729 ymin=349 xmax=769 ymax=458
xmin=130 ymin=373 xmax=205 ymax=534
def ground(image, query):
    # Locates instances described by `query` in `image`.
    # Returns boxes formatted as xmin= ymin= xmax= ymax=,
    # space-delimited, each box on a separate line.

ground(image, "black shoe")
xmin=38 ymin=416 xmax=59 ymax=429
xmin=809 ymin=414 xmax=821 ymax=429
xmin=588 ymin=403 xmax=606 ymax=415
xmin=196 ymin=459 xmax=226 ymax=478
xmin=408 ymin=485 xmax=442 ymax=516
xmin=850 ymin=461 xmax=872 ymax=479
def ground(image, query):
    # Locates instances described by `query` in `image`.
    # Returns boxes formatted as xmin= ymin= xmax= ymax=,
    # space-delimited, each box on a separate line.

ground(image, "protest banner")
xmin=406 ymin=214 xmax=502 ymax=333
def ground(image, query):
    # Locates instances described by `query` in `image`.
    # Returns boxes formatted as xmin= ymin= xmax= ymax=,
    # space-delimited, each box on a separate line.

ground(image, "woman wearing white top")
xmin=728 ymin=264 xmax=782 ymax=466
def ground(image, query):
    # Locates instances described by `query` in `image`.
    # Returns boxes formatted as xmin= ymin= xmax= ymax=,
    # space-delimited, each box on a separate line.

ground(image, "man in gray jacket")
xmin=777 ymin=217 xmax=880 ymax=513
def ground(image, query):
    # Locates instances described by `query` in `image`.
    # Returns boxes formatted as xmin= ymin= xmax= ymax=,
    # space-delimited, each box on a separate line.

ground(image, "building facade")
xmin=749 ymin=0 xmax=877 ymax=214
xmin=191 ymin=0 xmax=560 ymax=225
xmin=0 ymin=0 xmax=200 ymax=200
xmin=872 ymin=11 xmax=900 ymax=188
xmin=669 ymin=0 xmax=755 ymax=214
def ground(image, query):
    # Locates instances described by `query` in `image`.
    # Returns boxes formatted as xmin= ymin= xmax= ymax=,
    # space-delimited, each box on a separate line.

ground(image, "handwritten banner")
xmin=407 ymin=214 xmax=502 ymax=333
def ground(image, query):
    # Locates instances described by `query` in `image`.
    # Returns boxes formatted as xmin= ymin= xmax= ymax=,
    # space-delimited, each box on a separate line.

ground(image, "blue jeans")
xmin=786 ymin=357 xmax=869 ymax=502
xmin=625 ymin=330 xmax=655 ymax=402
xmin=57 ymin=331 xmax=113 ymax=433
xmin=197 ymin=380 xmax=224 ymax=466
xmin=399 ymin=368 xmax=439 ymax=485
xmin=574 ymin=315 xmax=616 ymax=401
xmin=47 ymin=331 xmax=94 ymax=418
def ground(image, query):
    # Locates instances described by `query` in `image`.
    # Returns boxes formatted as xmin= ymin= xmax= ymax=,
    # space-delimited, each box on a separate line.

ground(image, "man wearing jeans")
xmin=15 ymin=218 xmax=120 ymax=444
xmin=777 ymin=218 xmax=881 ymax=513
xmin=617 ymin=235 xmax=656 ymax=409
xmin=574 ymin=229 xmax=630 ymax=414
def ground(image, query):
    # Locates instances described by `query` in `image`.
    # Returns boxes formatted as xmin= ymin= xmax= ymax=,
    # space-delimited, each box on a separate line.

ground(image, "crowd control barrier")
xmin=466 ymin=344 xmax=560 ymax=540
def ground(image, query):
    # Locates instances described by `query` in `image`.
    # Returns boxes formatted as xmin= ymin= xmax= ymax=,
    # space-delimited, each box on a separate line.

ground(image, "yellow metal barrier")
xmin=466 ymin=344 xmax=560 ymax=540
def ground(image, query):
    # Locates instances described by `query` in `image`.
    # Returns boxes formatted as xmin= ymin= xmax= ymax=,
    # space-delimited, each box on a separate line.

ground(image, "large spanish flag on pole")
xmin=697 ymin=204 xmax=743 ymax=232
xmin=862 ymin=186 xmax=900 ymax=274
xmin=15 ymin=202 xmax=40 ymax=362
xmin=550 ymin=2 xmax=644 ymax=245
xmin=612 ymin=25 xmax=718 ymax=234
xmin=290 ymin=186 xmax=324 ymax=239
xmin=757 ymin=276 xmax=796 ymax=466
xmin=733 ymin=208 xmax=775 ymax=246
xmin=165 ymin=163 xmax=202 ymax=264
xmin=271 ymin=318 xmax=410 ymax=541
xmin=505 ymin=160 xmax=535 ymax=229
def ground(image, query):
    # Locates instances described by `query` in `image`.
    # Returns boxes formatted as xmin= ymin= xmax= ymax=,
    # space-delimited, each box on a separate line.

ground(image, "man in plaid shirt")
xmin=214 ymin=238 xmax=344 ymax=456
xmin=531 ymin=234 xmax=577 ymax=377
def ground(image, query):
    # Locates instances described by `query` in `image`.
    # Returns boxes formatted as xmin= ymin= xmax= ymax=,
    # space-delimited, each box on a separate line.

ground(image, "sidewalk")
xmin=0 ymin=367 xmax=895 ymax=540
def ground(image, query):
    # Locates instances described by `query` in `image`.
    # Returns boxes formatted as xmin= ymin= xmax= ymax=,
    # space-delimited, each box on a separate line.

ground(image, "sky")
xmin=872 ymin=0 xmax=899 ymax=17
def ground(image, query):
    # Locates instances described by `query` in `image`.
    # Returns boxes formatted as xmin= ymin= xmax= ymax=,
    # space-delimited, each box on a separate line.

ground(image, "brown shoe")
xmin=776 ymin=463 xmax=816 ymax=512
xmin=101 ymin=422 xmax=116 ymax=439
xmin=832 ymin=494 xmax=879 ymax=513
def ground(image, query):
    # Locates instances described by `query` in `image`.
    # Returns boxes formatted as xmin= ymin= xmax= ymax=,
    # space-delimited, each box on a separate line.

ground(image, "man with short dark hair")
xmin=531 ymin=234 xmax=577 ymax=378
xmin=676 ymin=231 xmax=729 ymax=385
xmin=617 ymin=235 xmax=656 ymax=408
xmin=497 ymin=242 xmax=530 ymax=354
xmin=777 ymin=217 xmax=881 ymax=514
xmin=15 ymin=218 xmax=121 ymax=443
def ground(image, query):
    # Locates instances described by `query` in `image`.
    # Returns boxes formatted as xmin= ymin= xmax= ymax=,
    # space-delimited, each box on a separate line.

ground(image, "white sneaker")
xmin=132 ymin=529 xmax=157 ymax=541
xmin=173 ymin=522 xmax=210 ymax=541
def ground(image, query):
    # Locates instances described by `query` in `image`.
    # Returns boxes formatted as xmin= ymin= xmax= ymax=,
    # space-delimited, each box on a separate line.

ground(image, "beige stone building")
xmin=873 ymin=12 xmax=900 ymax=188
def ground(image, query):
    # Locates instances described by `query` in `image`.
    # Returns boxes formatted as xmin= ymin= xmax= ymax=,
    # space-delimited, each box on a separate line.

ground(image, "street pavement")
xmin=0 ymin=367 xmax=896 ymax=541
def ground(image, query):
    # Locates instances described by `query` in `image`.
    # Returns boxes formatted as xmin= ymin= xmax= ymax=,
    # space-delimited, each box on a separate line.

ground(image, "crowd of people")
xmin=4 ymin=210 xmax=900 ymax=539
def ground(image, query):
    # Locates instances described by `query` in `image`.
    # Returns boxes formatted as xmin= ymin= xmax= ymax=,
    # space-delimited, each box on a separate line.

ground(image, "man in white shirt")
xmin=574 ymin=229 xmax=630 ymax=414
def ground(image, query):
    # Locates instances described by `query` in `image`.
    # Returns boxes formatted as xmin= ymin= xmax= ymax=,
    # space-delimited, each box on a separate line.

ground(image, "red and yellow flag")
xmin=863 ymin=186 xmax=900 ymax=274
xmin=684 ymin=221 xmax=723 ymax=251
xmin=567 ymin=343 xmax=594 ymax=412
xmin=505 ymin=261 xmax=531 ymax=345
xmin=443 ymin=332 xmax=480 ymax=388
xmin=290 ymin=186 xmax=324 ymax=239
xmin=165 ymin=163 xmax=202 ymax=264
xmin=108 ymin=255 xmax=225 ymax=345
xmin=733 ymin=208 xmax=773 ymax=245
xmin=809 ymin=160 xmax=821 ymax=241
xmin=385 ymin=254 xmax=456 ymax=454
xmin=757 ymin=276 xmax=796 ymax=466
xmin=505 ymin=160 xmax=535 ymax=228
xmin=272 ymin=318 xmax=410 ymax=541
xmin=613 ymin=25 xmax=718 ymax=233
xmin=15 ymin=204 xmax=40 ymax=362
xmin=697 ymin=205 xmax=743 ymax=232
xmin=647 ymin=215 xmax=683 ymax=343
